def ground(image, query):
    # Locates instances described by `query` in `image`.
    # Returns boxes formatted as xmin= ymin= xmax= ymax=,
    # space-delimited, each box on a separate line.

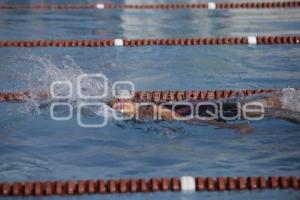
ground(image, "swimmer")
xmin=110 ymin=88 xmax=300 ymax=134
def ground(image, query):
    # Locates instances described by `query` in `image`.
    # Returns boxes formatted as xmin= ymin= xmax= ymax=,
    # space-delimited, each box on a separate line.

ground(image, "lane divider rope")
xmin=0 ymin=88 xmax=286 ymax=103
xmin=0 ymin=36 xmax=299 ymax=48
xmin=0 ymin=1 xmax=299 ymax=10
xmin=0 ymin=176 xmax=299 ymax=196
xmin=132 ymin=89 xmax=276 ymax=102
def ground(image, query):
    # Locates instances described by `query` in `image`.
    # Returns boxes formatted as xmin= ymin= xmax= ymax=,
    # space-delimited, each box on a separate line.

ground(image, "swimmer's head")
xmin=110 ymin=99 xmax=135 ymax=115
xmin=107 ymin=90 xmax=135 ymax=115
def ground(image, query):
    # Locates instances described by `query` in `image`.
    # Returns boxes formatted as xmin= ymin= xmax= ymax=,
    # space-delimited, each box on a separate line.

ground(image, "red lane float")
xmin=0 ymin=36 xmax=299 ymax=48
xmin=0 ymin=88 xmax=279 ymax=103
xmin=0 ymin=1 xmax=299 ymax=10
xmin=0 ymin=176 xmax=299 ymax=196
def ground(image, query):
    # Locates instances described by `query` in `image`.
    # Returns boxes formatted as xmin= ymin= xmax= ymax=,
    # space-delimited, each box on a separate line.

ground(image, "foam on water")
xmin=280 ymin=88 xmax=300 ymax=113
xmin=13 ymin=56 xmax=115 ymax=118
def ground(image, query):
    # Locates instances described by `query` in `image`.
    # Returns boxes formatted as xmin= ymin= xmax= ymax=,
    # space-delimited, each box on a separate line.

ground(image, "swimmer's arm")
xmin=206 ymin=120 xmax=254 ymax=134
xmin=112 ymin=101 xmax=254 ymax=133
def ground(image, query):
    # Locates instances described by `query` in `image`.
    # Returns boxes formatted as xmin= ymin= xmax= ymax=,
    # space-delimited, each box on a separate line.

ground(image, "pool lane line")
xmin=0 ymin=1 xmax=300 ymax=10
xmin=0 ymin=88 xmax=293 ymax=103
xmin=0 ymin=176 xmax=299 ymax=196
xmin=0 ymin=36 xmax=299 ymax=48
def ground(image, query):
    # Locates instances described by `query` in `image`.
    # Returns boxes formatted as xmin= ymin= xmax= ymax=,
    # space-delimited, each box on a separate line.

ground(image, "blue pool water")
xmin=0 ymin=0 xmax=300 ymax=199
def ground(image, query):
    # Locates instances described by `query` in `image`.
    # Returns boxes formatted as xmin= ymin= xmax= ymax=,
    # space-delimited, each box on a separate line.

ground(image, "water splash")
xmin=280 ymin=88 xmax=300 ymax=113
xmin=13 ymin=55 xmax=114 ymax=118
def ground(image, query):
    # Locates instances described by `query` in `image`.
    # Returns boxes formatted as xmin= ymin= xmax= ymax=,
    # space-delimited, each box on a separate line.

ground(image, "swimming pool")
xmin=0 ymin=0 xmax=300 ymax=199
